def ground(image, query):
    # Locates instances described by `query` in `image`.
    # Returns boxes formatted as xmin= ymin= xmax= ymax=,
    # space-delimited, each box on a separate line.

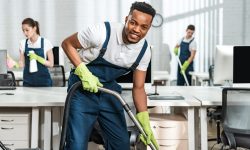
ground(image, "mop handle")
xmin=98 ymin=87 xmax=157 ymax=150
xmin=176 ymin=56 xmax=190 ymax=86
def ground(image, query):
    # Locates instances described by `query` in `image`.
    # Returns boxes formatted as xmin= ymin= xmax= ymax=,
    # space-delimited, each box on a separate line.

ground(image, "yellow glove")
xmin=174 ymin=47 xmax=179 ymax=55
xmin=28 ymin=52 xmax=46 ymax=65
xmin=74 ymin=62 xmax=103 ymax=93
xmin=136 ymin=111 xmax=159 ymax=150
xmin=14 ymin=63 xmax=19 ymax=68
xmin=181 ymin=60 xmax=190 ymax=74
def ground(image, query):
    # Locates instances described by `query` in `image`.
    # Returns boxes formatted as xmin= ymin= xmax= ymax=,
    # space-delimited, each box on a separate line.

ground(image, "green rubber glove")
xmin=74 ymin=62 xmax=103 ymax=93
xmin=181 ymin=60 xmax=190 ymax=73
xmin=14 ymin=62 xmax=19 ymax=69
xmin=174 ymin=47 xmax=179 ymax=55
xmin=136 ymin=111 xmax=159 ymax=150
xmin=28 ymin=52 xmax=46 ymax=65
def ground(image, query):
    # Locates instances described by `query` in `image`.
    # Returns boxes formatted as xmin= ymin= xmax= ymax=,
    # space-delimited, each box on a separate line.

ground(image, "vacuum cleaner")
xmin=59 ymin=81 xmax=157 ymax=150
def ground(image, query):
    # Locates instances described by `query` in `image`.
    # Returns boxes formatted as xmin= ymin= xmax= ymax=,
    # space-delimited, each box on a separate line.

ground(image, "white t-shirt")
xmin=19 ymin=36 xmax=53 ymax=59
xmin=177 ymin=37 xmax=197 ymax=52
xmin=77 ymin=22 xmax=151 ymax=71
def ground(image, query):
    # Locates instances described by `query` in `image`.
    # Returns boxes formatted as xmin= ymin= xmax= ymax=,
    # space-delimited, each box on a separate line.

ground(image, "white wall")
xmin=223 ymin=0 xmax=250 ymax=45
xmin=0 ymin=0 xmax=249 ymax=76
xmin=0 ymin=0 xmax=154 ymax=71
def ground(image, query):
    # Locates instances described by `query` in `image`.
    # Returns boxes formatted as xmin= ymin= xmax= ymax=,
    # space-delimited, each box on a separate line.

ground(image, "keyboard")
xmin=148 ymin=95 xmax=184 ymax=100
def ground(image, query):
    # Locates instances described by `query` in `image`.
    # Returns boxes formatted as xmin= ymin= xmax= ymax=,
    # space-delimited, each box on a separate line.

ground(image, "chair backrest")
xmin=221 ymin=88 xmax=250 ymax=148
xmin=49 ymin=65 xmax=66 ymax=87
xmin=0 ymin=71 xmax=16 ymax=87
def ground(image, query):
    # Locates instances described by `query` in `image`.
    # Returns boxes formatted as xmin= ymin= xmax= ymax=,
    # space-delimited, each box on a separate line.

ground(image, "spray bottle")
xmin=29 ymin=50 xmax=38 ymax=73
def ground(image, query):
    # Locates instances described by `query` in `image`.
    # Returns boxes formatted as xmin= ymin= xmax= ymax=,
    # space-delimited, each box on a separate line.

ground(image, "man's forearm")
xmin=132 ymin=87 xmax=147 ymax=112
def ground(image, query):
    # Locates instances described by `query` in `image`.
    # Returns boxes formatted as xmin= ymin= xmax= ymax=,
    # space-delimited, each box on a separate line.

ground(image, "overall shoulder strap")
xmin=25 ymin=39 xmax=29 ymax=50
xmin=129 ymin=40 xmax=148 ymax=71
xmin=41 ymin=38 xmax=44 ymax=49
xmin=99 ymin=22 xmax=111 ymax=58
xmin=189 ymin=37 xmax=194 ymax=44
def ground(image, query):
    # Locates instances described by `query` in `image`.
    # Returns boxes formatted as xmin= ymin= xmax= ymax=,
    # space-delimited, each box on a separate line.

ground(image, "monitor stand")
xmin=147 ymin=85 xmax=159 ymax=96
xmin=147 ymin=79 xmax=167 ymax=96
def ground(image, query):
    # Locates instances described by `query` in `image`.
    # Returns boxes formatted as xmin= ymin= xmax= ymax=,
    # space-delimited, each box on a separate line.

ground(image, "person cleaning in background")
xmin=19 ymin=18 xmax=54 ymax=87
xmin=174 ymin=24 xmax=197 ymax=86
xmin=61 ymin=1 xmax=159 ymax=150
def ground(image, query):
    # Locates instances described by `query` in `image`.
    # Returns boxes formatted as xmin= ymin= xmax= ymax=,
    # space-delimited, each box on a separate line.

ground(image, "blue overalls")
xmin=23 ymin=38 xmax=52 ymax=87
xmin=65 ymin=22 xmax=148 ymax=150
xmin=177 ymin=38 xmax=194 ymax=86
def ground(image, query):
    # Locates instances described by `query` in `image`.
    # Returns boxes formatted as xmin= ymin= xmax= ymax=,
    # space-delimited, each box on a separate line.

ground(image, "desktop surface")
xmin=119 ymin=83 xmax=152 ymax=90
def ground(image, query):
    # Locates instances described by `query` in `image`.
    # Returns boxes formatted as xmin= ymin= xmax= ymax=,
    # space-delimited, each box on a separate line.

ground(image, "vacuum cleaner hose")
xmin=59 ymin=81 xmax=157 ymax=150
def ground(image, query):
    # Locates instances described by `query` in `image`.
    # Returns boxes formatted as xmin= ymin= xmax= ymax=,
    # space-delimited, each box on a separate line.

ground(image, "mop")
xmin=176 ymin=55 xmax=190 ymax=86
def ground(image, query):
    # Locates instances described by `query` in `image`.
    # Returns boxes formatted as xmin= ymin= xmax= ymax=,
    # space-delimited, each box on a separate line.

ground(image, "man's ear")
xmin=125 ymin=16 xmax=128 ymax=23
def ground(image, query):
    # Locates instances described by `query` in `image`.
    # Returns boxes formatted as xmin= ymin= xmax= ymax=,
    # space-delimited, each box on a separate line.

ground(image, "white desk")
xmin=0 ymin=87 xmax=67 ymax=150
xmin=0 ymin=86 xmax=202 ymax=150
xmin=191 ymin=86 xmax=222 ymax=150
xmin=145 ymin=86 xmax=201 ymax=150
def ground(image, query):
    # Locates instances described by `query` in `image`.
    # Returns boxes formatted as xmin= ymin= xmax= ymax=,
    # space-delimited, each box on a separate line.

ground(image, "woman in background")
xmin=19 ymin=18 xmax=54 ymax=86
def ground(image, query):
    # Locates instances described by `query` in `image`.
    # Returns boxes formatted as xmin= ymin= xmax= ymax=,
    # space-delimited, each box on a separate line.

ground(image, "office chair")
xmin=220 ymin=88 xmax=250 ymax=149
xmin=49 ymin=65 xmax=66 ymax=87
xmin=0 ymin=71 xmax=16 ymax=88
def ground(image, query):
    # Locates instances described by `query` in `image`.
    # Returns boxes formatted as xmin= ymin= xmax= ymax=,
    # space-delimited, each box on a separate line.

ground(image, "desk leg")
xmin=52 ymin=107 xmax=62 ymax=150
xmin=200 ymin=107 xmax=208 ymax=150
xmin=194 ymin=108 xmax=200 ymax=150
xmin=191 ymin=75 xmax=195 ymax=85
xmin=44 ymin=107 xmax=52 ymax=150
xmin=31 ymin=107 xmax=39 ymax=148
xmin=188 ymin=107 xmax=195 ymax=150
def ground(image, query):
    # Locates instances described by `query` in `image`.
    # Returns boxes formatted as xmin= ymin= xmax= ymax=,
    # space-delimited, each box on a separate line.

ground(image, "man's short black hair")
xmin=129 ymin=1 xmax=156 ymax=18
xmin=187 ymin=24 xmax=195 ymax=31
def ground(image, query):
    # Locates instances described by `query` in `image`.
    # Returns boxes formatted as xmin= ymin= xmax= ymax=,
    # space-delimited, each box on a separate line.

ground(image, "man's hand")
xmin=174 ymin=47 xmax=179 ymax=55
xmin=74 ymin=62 xmax=103 ymax=93
xmin=28 ymin=52 xmax=46 ymax=65
xmin=136 ymin=111 xmax=159 ymax=150
xmin=181 ymin=60 xmax=190 ymax=74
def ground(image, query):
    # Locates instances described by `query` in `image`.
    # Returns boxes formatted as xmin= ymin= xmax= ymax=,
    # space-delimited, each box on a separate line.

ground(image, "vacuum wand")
xmin=98 ymin=87 xmax=157 ymax=150
xmin=176 ymin=56 xmax=190 ymax=86
xmin=59 ymin=82 xmax=157 ymax=150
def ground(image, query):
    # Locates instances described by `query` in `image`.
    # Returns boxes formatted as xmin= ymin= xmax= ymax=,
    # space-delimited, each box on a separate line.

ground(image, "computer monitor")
xmin=0 ymin=50 xmax=7 ymax=74
xmin=116 ymin=61 xmax=151 ymax=89
xmin=233 ymin=46 xmax=250 ymax=87
xmin=213 ymin=45 xmax=234 ymax=85
xmin=53 ymin=47 xmax=60 ymax=65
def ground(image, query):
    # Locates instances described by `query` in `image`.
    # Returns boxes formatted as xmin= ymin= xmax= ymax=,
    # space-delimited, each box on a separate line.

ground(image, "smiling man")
xmin=61 ymin=1 xmax=158 ymax=150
